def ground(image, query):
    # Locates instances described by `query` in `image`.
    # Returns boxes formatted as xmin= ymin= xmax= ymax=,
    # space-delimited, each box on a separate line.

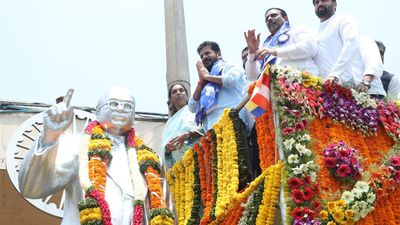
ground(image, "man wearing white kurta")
xmin=313 ymin=14 xmax=359 ymax=82
xmin=18 ymin=87 xmax=148 ymax=225
xmin=244 ymin=7 xmax=319 ymax=81
xmin=313 ymin=0 xmax=385 ymax=97
xmin=352 ymin=36 xmax=386 ymax=98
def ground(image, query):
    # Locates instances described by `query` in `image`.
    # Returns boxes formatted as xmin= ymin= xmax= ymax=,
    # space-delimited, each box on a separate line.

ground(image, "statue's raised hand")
xmin=41 ymin=89 xmax=75 ymax=147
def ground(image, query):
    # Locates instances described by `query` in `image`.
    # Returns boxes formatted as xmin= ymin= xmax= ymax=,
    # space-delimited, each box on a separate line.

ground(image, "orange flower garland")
xmin=308 ymin=118 xmax=400 ymax=225
xmin=200 ymin=130 xmax=217 ymax=225
xmin=88 ymin=156 xmax=108 ymax=196
xmin=135 ymin=138 xmax=174 ymax=224
xmin=255 ymin=106 xmax=277 ymax=170
xmin=219 ymin=199 xmax=245 ymax=225
xmin=79 ymin=122 xmax=114 ymax=225
xmin=144 ymin=167 xmax=164 ymax=209
xmin=309 ymin=117 xmax=396 ymax=204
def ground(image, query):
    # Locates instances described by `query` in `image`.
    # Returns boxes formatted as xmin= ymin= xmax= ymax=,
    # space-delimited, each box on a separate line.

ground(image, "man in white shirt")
xmin=313 ymin=0 xmax=361 ymax=83
xmin=313 ymin=0 xmax=385 ymax=98
xmin=244 ymin=7 xmax=319 ymax=81
xmin=352 ymin=36 xmax=385 ymax=99
xmin=375 ymin=40 xmax=400 ymax=100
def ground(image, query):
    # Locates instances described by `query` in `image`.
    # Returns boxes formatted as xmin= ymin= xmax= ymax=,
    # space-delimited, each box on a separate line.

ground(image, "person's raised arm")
xmin=244 ymin=29 xmax=261 ymax=81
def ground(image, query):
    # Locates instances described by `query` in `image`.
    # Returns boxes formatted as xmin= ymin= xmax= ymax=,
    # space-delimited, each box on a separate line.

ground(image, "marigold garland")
xmin=166 ymin=107 xmax=283 ymax=225
xmin=220 ymin=202 xmax=245 ymax=225
xmin=194 ymin=141 xmax=207 ymax=206
xmin=255 ymin=106 xmax=277 ymax=170
xmin=255 ymin=162 xmax=282 ymax=225
xmin=200 ymin=130 xmax=217 ymax=225
xmin=229 ymin=109 xmax=251 ymax=190
xmin=212 ymin=109 xmax=240 ymax=220
xmin=78 ymin=121 xmax=173 ymax=225
xmin=135 ymin=136 xmax=174 ymax=224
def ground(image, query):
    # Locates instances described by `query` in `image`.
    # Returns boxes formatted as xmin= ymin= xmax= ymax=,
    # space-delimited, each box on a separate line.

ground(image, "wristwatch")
xmin=361 ymin=80 xmax=371 ymax=88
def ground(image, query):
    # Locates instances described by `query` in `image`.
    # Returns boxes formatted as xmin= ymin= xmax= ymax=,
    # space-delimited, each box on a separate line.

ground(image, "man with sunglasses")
xmin=18 ymin=87 xmax=157 ymax=225
xmin=244 ymin=7 xmax=319 ymax=81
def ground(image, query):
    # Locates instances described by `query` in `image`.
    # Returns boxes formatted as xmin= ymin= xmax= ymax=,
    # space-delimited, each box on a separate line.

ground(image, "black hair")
xmin=313 ymin=0 xmax=336 ymax=5
xmin=168 ymin=83 xmax=188 ymax=98
xmin=197 ymin=41 xmax=221 ymax=55
xmin=242 ymin=46 xmax=249 ymax=54
xmin=265 ymin=7 xmax=288 ymax=18
xmin=375 ymin=40 xmax=386 ymax=53
xmin=167 ymin=82 xmax=188 ymax=116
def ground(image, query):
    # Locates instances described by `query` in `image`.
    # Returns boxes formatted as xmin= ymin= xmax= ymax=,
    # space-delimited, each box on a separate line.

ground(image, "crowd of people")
xmin=17 ymin=0 xmax=398 ymax=224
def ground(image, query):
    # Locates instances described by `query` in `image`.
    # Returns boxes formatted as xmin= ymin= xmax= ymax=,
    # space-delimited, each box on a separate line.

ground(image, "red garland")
xmin=133 ymin=204 xmax=144 ymax=225
xmin=127 ymin=128 xmax=136 ymax=147
xmin=88 ymin=188 xmax=112 ymax=225
xmin=84 ymin=121 xmax=99 ymax=134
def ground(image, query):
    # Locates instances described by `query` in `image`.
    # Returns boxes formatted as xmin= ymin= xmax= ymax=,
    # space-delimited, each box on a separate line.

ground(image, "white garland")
xmin=127 ymin=147 xmax=147 ymax=201
xmin=79 ymin=134 xmax=92 ymax=191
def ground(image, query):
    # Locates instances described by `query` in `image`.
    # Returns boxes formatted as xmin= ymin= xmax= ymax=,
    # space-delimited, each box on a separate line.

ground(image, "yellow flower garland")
xmin=137 ymin=149 xmax=161 ymax=163
xmin=213 ymin=109 xmax=239 ymax=220
xmin=79 ymin=207 xmax=102 ymax=224
xmin=255 ymin=161 xmax=282 ymax=225
xmin=166 ymin=148 xmax=195 ymax=224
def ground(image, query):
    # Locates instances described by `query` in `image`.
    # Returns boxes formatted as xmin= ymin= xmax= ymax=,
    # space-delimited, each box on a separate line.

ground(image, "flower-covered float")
xmin=166 ymin=65 xmax=400 ymax=225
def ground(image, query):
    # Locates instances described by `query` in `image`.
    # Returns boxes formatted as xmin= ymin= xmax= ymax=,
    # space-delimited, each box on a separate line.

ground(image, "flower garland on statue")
xmin=78 ymin=121 xmax=173 ymax=225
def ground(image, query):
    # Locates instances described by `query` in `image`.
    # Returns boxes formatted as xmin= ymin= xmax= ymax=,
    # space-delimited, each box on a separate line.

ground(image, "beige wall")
xmin=0 ymin=111 xmax=166 ymax=225
xmin=0 ymin=112 xmax=61 ymax=224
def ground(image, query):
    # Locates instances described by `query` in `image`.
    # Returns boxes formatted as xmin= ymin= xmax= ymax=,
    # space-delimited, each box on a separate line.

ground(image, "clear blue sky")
xmin=0 ymin=0 xmax=398 ymax=113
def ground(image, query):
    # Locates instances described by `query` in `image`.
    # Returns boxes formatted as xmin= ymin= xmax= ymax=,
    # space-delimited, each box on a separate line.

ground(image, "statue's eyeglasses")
xmin=98 ymin=100 xmax=134 ymax=113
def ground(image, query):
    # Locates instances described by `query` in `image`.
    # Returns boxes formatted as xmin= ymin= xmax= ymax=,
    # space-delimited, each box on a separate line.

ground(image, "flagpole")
xmin=234 ymin=95 xmax=251 ymax=111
